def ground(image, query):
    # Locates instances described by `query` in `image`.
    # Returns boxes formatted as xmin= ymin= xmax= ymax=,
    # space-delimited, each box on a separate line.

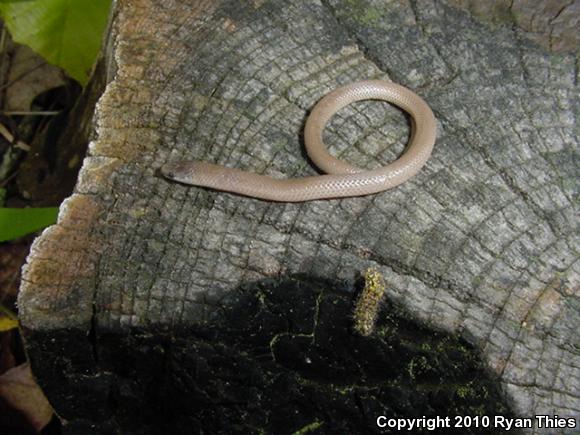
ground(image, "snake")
xmin=161 ymin=80 xmax=436 ymax=202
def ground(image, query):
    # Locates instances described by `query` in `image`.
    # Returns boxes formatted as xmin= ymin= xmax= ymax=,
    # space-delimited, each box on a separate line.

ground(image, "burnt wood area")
xmin=18 ymin=1 xmax=578 ymax=434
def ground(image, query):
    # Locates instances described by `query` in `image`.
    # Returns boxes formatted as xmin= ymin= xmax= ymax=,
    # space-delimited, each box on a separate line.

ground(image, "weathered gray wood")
xmin=18 ymin=0 xmax=578 ymax=432
xmin=447 ymin=0 xmax=580 ymax=52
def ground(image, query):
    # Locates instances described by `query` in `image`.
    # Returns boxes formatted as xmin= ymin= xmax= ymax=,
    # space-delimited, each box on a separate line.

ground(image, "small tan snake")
xmin=161 ymin=80 xmax=436 ymax=202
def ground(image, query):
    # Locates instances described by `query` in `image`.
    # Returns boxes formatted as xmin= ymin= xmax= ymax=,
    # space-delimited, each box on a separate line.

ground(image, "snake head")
xmin=160 ymin=161 xmax=196 ymax=183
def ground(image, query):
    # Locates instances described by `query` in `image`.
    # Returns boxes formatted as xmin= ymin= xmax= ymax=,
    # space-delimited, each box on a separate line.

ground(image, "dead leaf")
xmin=0 ymin=363 xmax=53 ymax=431
xmin=5 ymin=43 xmax=66 ymax=112
xmin=0 ymin=330 xmax=17 ymax=375
xmin=0 ymin=240 xmax=30 ymax=302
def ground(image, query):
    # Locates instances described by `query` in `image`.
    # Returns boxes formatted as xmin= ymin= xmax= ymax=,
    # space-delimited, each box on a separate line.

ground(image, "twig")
xmin=0 ymin=123 xmax=30 ymax=151
xmin=0 ymin=168 xmax=19 ymax=188
xmin=2 ymin=111 xmax=61 ymax=116
xmin=0 ymin=303 xmax=18 ymax=321
xmin=0 ymin=62 xmax=47 ymax=93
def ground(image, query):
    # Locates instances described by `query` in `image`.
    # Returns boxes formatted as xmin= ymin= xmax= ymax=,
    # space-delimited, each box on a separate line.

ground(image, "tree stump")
xmin=18 ymin=0 xmax=578 ymax=433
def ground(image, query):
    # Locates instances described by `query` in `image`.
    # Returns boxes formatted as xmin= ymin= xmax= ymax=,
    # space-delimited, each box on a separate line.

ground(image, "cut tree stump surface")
xmin=18 ymin=0 xmax=578 ymax=433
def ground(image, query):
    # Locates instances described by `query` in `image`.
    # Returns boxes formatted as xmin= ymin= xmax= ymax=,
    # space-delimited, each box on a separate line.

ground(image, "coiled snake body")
xmin=162 ymin=80 xmax=436 ymax=202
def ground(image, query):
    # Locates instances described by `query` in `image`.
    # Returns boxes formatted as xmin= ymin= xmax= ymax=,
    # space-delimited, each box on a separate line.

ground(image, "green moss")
xmin=456 ymin=382 xmax=474 ymax=399
xmin=344 ymin=0 xmax=382 ymax=25
xmin=292 ymin=421 xmax=323 ymax=434
xmin=361 ymin=6 xmax=381 ymax=24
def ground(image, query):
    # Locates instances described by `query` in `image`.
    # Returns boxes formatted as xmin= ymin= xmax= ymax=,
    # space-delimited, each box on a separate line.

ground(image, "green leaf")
xmin=0 ymin=207 xmax=58 ymax=242
xmin=0 ymin=316 xmax=18 ymax=332
xmin=0 ymin=0 xmax=112 ymax=85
